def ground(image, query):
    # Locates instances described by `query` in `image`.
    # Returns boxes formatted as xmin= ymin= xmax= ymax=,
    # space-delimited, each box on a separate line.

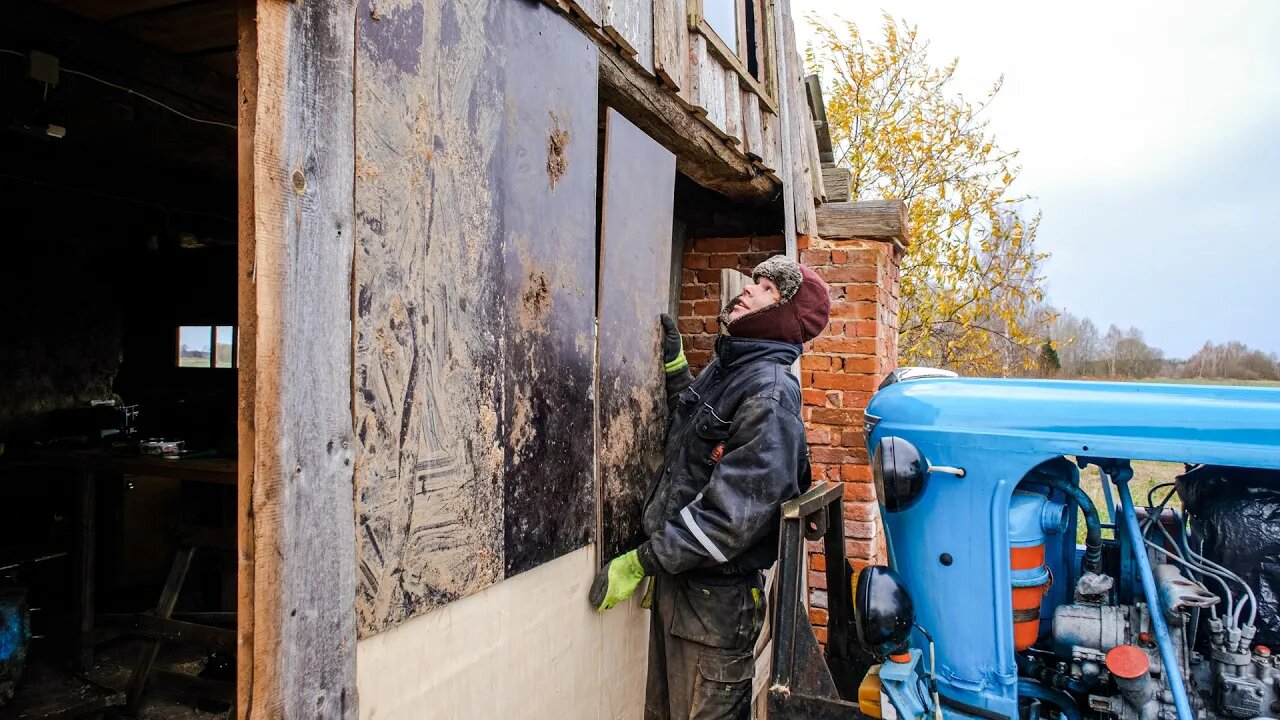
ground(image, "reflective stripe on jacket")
xmin=640 ymin=335 xmax=808 ymax=576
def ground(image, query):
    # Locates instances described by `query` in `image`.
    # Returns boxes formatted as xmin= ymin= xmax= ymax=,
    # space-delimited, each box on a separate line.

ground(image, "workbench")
xmin=3 ymin=450 xmax=235 ymax=671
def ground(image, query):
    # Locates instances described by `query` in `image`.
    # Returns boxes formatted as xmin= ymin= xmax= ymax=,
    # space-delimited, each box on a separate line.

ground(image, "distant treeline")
xmin=1039 ymin=310 xmax=1280 ymax=381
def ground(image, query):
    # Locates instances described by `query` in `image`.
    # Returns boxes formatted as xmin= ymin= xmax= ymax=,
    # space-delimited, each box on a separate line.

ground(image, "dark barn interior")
xmin=0 ymin=1 xmax=239 ymax=716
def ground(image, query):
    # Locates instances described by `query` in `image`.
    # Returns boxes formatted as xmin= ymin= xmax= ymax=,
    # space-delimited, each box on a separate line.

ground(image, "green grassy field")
xmin=1075 ymin=460 xmax=1184 ymax=543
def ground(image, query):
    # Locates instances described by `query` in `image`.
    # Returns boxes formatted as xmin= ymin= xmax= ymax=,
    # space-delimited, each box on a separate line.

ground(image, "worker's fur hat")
xmin=723 ymin=255 xmax=831 ymax=344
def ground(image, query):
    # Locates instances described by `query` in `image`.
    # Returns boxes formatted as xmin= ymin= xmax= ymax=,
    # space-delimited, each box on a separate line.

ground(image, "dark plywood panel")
xmin=353 ymin=0 xmax=598 ymax=636
xmin=597 ymin=108 xmax=676 ymax=560
xmin=499 ymin=0 xmax=599 ymax=578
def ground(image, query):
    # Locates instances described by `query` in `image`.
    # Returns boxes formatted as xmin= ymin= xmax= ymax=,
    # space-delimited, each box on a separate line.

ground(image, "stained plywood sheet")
xmin=500 ymin=3 xmax=599 ymax=577
xmin=353 ymin=0 xmax=597 ymax=636
xmin=598 ymin=108 xmax=677 ymax=560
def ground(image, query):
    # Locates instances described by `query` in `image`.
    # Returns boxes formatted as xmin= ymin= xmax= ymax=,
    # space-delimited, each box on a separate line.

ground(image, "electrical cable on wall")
xmin=0 ymin=47 xmax=236 ymax=130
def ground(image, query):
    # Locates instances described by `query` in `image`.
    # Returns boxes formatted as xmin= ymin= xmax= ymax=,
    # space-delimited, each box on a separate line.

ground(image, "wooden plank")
xmin=233 ymin=2 xmax=256 ymax=717
xmin=815 ymin=200 xmax=910 ymax=243
xmin=723 ymin=70 xmax=744 ymax=147
xmin=597 ymin=108 xmax=677 ymax=560
xmin=805 ymin=102 xmax=826 ymax=202
xmin=243 ymin=0 xmax=358 ymax=715
xmin=353 ymin=0 xmax=598 ymax=633
xmin=778 ymin=0 xmax=817 ymax=236
xmin=821 ymin=165 xmax=851 ymax=202
xmin=125 ymin=545 xmax=194 ymax=712
xmin=743 ymin=87 xmax=764 ymax=161
xmin=652 ymin=0 xmax=687 ymax=90
xmin=603 ymin=0 xmax=654 ymax=75
xmin=758 ymin=104 xmax=780 ymax=176
xmin=598 ymin=48 xmax=777 ymax=203
xmin=102 ymin=613 xmax=238 ymax=653
xmin=691 ymin=34 xmax=728 ymax=135
xmin=565 ymin=0 xmax=603 ymax=27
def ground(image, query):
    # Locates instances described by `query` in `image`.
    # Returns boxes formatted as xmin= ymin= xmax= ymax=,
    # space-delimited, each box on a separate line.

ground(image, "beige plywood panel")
xmin=357 ymin=546 xmax=649 ymax=720
xmin=597 ymin=108 xmax=677 ymax=559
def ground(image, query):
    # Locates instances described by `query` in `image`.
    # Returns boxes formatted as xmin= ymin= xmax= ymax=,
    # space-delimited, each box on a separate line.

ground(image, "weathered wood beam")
xmin=821 ymin=165 xmax=851 ymax=203
xmin=239 ymin=0 xmax=357 ymax=716
xmin=5 ymin=0 xmax=235 ymax=118
xmin=816 ymin=199 xmax=910 ymax=245
xmin=598 ymin=47 xmax=779 ymax=204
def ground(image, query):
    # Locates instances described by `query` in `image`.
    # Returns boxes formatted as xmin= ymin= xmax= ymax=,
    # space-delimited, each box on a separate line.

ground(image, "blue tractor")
xmin=766 ymin=370 xmax=1280 ymax=720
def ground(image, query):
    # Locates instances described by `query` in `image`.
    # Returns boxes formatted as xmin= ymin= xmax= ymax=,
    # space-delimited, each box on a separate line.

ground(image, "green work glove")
xmin=660 ymin=314 xmax=687 ymax=374
xmin=589 ymin=549 xmax=647 ymax=611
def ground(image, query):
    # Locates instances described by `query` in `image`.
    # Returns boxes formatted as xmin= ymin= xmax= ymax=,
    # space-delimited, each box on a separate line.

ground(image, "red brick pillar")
xmin=798 ymin=231 xmax=903 ymax=641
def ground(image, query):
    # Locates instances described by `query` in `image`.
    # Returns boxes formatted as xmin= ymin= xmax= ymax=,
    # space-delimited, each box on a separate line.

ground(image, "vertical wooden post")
xmin=238 ymin=0 xmax=358 ymax=716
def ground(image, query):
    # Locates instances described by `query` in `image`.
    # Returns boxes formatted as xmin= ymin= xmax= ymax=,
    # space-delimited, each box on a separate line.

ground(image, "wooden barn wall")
xmin=352 ymin=0 xmax=598 ymax=636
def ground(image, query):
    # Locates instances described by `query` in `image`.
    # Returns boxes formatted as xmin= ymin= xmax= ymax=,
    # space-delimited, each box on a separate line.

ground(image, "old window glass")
xmin=178 ymin=326 xmax=213 ymax=368
xmin=703 ymin=0 xmax=738 ymax=55
xmin=215 ymin=326 xmax=235 ymax=368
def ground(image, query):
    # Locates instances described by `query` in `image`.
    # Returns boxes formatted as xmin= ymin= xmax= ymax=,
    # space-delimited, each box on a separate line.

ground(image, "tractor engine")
xmin=1012 ymin=463 xmax=1280 ymax=720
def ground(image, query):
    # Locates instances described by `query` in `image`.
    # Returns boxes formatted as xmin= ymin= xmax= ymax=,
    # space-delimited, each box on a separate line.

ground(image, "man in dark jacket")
xmin=590 ymin=255 xmax=831 ymax=719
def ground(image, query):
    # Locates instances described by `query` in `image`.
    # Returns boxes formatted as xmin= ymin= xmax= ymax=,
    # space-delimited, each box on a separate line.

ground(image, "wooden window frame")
xmin=688 ymin=0 xmax=778 ymax=114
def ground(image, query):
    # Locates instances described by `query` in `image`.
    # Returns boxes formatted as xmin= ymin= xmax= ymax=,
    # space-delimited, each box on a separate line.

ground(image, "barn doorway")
xmin=0 ymin=1 xmax=242 ymax=716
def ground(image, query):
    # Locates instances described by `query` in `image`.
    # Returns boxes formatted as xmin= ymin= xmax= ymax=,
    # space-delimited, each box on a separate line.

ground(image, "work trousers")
xmin=644 ymin=571 xmax=766 ymax=720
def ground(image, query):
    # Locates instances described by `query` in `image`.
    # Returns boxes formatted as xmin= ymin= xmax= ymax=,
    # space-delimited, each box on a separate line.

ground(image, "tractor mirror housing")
xmin=873 ymin=437 xmax=928 ymax=512
xmin=853 ymin=565 xmax=915 ymax=659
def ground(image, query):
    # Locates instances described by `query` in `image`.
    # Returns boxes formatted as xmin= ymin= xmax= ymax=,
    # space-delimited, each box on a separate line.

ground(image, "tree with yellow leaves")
xmin=808 ymin=15 xmax=1051 ymax=374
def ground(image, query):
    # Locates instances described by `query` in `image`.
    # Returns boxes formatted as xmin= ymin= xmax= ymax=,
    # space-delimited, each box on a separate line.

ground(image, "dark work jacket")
xmin=638 ymin=336 xmax=809 ymax=578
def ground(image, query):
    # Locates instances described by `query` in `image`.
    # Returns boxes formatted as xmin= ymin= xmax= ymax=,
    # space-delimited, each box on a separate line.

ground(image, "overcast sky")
xmin=792 ymin=1 xmax=1280 ymax=359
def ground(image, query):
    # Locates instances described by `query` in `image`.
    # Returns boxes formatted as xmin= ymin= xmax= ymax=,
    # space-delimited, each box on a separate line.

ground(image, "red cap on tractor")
xmin=1106 ymin=645 xmax=1150 ymax=680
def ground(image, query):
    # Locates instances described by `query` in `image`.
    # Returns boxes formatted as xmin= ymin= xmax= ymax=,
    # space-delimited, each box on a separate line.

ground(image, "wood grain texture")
xmin=604 ymin=0 xmax=654 ymax=75
xmin=353 ymin=0 xmax=598 ymax=636
xmin=652 ymin=0 xmax=687 ymax=90
xmin=234 ymin=2 xmax=256 ymax=715
xmin=242 ymin=0 xmax=358 ymax=715
xmin=777 ymin=0 xmax=817 ymax=236
xmin=743 ymin=89 xmax=764 ymax=161
xmin=691 ymin=34 xmax=728 ymax=136
xmin=758 ymin=106 xmax=780 ymax=177
xmin=597 ymin=47 xmax=777 ymax=203
xmin=821 ymin=165 xmax=851 ymax=202
xmin=815 ymin=200 xmax=910 ymax=243
xmin=723 ymin=72 xmax=744 ymax=147
xmin=597 ymin=108 xmax=676 ymax=560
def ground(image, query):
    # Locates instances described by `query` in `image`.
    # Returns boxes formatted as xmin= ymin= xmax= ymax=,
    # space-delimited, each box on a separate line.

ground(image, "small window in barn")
xmin=703 ymin=0 xmax=739 ymax=56
xmin=177 ymin=326 xmax=237 ymax=369
xmin=215 ymin=326 xmax=235 ymax=368
xmin=696 ymin=0 xmax=767 ymax=86
xmin=178 ymin=326 xmax=213 ymax=368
